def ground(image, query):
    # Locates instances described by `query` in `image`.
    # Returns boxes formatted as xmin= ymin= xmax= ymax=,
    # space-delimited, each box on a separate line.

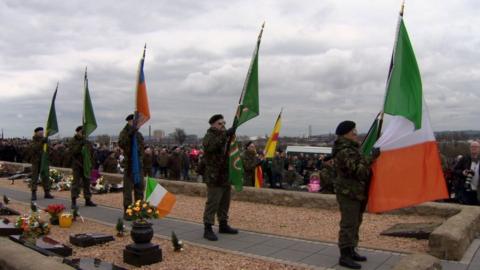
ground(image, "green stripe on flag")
xmin=145 ymin=177 xmax=157 ymax=200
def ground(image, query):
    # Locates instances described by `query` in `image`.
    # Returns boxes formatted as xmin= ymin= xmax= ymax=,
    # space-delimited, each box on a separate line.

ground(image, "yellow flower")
xmin=134 ymin=207 xmax=140 ymax=212
xmin=147 ymin=209 xmax=152 ymax=214
xmin=125 ymin=209 xmax=132 ymax=215
xmin=128 ymin=205 xmax=132 ymax=209
xmin=142 ymin=203 xmax=147 ymax=208
xmin=128 ymin=212 xmax=132 ymax=216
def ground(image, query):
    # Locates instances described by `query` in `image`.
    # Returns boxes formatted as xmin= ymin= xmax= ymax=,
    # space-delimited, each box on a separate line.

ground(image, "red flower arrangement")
xmin=44 ymin=204 xmax=65 ymax=225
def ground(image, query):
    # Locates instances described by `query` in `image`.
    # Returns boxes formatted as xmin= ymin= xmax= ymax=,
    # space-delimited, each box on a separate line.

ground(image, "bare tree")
xmin=173 ymin=128 xmax=187 ymax=145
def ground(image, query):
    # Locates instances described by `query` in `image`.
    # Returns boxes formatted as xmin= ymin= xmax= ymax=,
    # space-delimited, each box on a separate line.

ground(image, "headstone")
xmin=0 ymin=206 xmax=21 ymax=215
xmin=70 ymin=233 xmax=115 ymax=247
xmin=63 ymin=258 xmax=127 ymax=270
xmin=0 ymin=219 xmax=22 ymax=236
xmin=9 ymin=235 xmax=73 ymax=257
xmin=380 ymin=222 xmax=442 ymax=239
xmin=123 ymin=243 xmax=162 ymax=267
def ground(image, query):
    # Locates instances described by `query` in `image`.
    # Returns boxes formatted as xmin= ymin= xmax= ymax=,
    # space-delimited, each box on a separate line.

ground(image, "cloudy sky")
xmin=0 ymin=0 xmax=479 ymax=138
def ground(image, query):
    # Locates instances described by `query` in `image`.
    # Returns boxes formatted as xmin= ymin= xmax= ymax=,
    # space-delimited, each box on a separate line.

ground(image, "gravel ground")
xmin=0 ymin=178 xmax=445 ymax=253
xmin=1 ymin=201 xmax=308 ymax=270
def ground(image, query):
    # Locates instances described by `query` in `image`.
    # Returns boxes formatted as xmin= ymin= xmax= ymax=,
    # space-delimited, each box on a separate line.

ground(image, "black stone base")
xmin=0 ymin=206 xmax=21 ymax=215
xmin=0 ymin=221 xmax=22 ymax=236
xmin=123 ymin=243 xmax=162 ymax=267
xmin=9 ymin=235 xmax=73 ymax=257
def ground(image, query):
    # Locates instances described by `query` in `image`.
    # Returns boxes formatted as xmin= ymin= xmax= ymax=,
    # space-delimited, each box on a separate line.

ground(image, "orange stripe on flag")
xmin=367 ymin=141 xmax=448 ymax=213
xmin=255 ymin=166 xmax=263 ymax=188
xmin=136 ymin=82 xmax=150 ymax=126
xmin=156 ymin=192 xmax=176 ymax=218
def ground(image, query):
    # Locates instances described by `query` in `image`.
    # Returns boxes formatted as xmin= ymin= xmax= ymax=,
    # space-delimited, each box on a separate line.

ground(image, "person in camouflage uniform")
xmin=29 ymin=127 xmax=54 ymax=201
xmin=241 ymin=141 xmax=262 ymax=187
xmin=319 ymin=154 xmax=336 ymax=194
xmin=118 ymin=114 xmax=145 ymax=220
xmin=332 ymin=120 xmax=379 ymax=269
xmin=69 ymin=126 xmax=97 ymax=209
xmin=202 ymin=114 xmax=238 ymax=241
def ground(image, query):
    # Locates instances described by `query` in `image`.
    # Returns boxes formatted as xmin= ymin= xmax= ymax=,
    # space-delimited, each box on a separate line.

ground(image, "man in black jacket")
xmin=454 ymin=141 xmax=480 ymax=205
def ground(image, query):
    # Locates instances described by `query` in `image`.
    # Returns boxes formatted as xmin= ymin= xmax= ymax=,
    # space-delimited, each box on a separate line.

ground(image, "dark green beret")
xmin=335 ymin=120 xmax=356 ymax=136
xmin=209 ymin=114 xmax=224 ymax=124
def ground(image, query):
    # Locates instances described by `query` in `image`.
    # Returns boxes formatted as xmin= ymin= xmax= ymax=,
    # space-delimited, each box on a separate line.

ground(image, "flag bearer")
xmin=29 ymin=127 xmax=54 ymax=201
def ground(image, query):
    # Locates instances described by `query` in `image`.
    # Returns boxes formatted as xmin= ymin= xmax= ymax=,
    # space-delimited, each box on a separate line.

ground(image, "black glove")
xmin=371 ymin=147 xmax=381 ymax=160
xmin=226 ymin=127 xmax=237 ymax=137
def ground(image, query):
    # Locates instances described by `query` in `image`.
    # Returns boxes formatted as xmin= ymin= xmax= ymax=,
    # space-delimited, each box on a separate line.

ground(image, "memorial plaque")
xmin=0 ymin=207 xmax=21 ymax=216
xmin=9 ymin=235 xmax=73 ymax=257
xmin=0 ymin=219 xmax=22 ymax=236
xmin=70 ymin=233 xmax=115 ymax=247
xmin=63 ymin=258 xmax=127 ymax=270
xmin=380 ymin=222 xmax=442 ymax=239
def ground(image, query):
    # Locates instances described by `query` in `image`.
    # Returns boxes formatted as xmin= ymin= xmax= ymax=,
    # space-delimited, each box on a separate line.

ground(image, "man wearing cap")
xmin=29 ymin=127 xmax=54 ymax=201
xmin=69 ymin=126 xmax=96 ymax=209
xmin=241 ymin=141 xmax=262 ymax=187
xmin=319 ymin=154 xmax=335 ymax=194
xmin=118 ymin=114 xmax=145 ymax=220
xmin=202 ymin=114 xmax=238 ymax=241
xmin=332 ymin=120 xmax=379 ymax=269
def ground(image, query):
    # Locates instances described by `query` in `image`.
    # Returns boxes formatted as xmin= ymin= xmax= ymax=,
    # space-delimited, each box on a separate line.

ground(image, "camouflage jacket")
xmin=202 ymin=127 xmax=228 ymax=186
xmin=332 ymin=137 xmax=372 ymax=201
xmin=242 ymin=150 xmax=260 ymax=186
xmin=29 ymin=135 xmax=45 ymax=166
xmin=68 ymin=134 xmax=93 ymax=170
xmin=319 ymin=165 xmax=336 ymax=194
xmin=118 ymin=124 xmax=144 ymax=173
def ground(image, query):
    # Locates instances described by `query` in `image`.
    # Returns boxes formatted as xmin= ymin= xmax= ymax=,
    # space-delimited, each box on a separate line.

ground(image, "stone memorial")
xmin=381 ymin=222 xmax=442 ymax=239
xmin=70 ymin=233 xmax=115 ymax=247
xmin=63 ymin=258 xmax=127 ymax=270
xmin=0 ymin=218 xmax=22 ymax=236
xmin=9 ymin=235 xmax=73 ymax=257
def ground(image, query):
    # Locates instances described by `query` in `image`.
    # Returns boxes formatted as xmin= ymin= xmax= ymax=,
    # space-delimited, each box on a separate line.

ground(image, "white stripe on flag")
xmin=147 ymin=184 xmax=167 ymax=206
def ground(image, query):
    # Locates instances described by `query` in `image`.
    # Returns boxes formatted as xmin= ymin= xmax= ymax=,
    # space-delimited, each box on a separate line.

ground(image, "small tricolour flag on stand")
xmin=145 ymin=177 xmax=176 ymax=218
xmin=254 ymin=166 xmax=263 ymax=188
xmin=264 ymin=109 xmax=282 ymax=158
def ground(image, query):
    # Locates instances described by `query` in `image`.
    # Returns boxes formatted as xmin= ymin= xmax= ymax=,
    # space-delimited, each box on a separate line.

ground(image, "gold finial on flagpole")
xmin=400 ymin=0 xmax=405 ymax=16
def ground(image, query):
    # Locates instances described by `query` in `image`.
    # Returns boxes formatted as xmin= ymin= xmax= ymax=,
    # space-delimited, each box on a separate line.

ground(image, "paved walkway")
xmin=1 ymin=186 xmax=479 ymax=270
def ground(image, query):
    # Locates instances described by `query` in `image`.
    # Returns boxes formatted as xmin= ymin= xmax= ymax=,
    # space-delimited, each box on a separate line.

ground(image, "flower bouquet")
xmin=15 ymin=212 xmax=50 ymax=243
xmin=53 ymin=175 xmax=72 ymax=191
xmin=125 ymin=200 xmax=159 ymax=244
xmin=92 ymin=176 xmax=110 ymax=194
xmin=45 ymin=204 xmax=65 ymax=225
xmin=49 ymin=169 xmax=64 ymax=183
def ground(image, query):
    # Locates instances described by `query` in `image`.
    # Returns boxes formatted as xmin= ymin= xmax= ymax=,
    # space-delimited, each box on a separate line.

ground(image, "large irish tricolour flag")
xmin=367 ymin=11 xmax=448 ymax=213
xmin=145 ymin=177 xmax=176 ymax=218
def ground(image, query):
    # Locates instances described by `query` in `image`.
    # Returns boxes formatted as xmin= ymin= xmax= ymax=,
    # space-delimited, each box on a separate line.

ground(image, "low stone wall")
xmin=0 ymin=237 xmax=74 ymax=270
xmin=429 ymin=206 xmax=480 ymax=260
xmin=392 ymin=253 xmax=442 ymax=270
xmin=3 ymin=161 xmax=480 ymax=261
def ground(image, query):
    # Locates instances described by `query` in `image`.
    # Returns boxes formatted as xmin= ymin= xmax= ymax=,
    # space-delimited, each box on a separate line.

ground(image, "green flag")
xmin=360 ymin=113 xmax=381 ymax=155
xmin=40 ymin=84 xmax=59 ymax=178
xmin=82 ymin=68 xmax=97 ymax=178
xmin=234 ymin=23 xmax=264 ymax=127
xmin=383 ymin=18 xmax=422 ymax=129
xmin=228 ymin=23 xmax=265 ymax=192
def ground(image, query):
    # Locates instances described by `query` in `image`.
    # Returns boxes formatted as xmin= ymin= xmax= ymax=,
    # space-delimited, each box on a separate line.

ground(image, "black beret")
xmin=125 ymin=114 xmax=134 ymax=121
xmin=75 ymin=126 xmax=83 ymax=132
xmin=34 ymin=127 xmax=44 ymax=132
xmin=335 ymin=120 xmax=356 ymax=136
xmin=245 ymin=141 xmax=253 ymax=149
xmin=209 ymin=114 xmax=224 ymax=124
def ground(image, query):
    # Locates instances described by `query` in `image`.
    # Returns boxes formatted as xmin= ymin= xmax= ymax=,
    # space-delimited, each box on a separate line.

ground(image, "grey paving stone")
xmin=240 ymin=244 xmax=282 ymax=257
xmin=441 ymin=261 xmax=468 ymax=270
xmin=360 ymin=252 xmax=391 ymax=264
xmin=317 ymin=246 xmax=340 ymax=257
xmin=288 ymin=241 xmax=329 ymax=253
xmin=467 ymin=263 xmax=480 ymax=270
xmin=261 ymin=237 xmax=297 ymax=249
xmin=175 ymin=230 xmax=204 ymax=241
xmin=234 ymin=233 xmax=272 ymax=244
xmin=375 ymin=264 xmax=395 ymax=270
xmin=382 ymin=254 xmax=404 ymax=266
xmin=300 ymin=253 xmax=339 ymax=268
xmin=270 ymin=248 xmax=317 ymax=262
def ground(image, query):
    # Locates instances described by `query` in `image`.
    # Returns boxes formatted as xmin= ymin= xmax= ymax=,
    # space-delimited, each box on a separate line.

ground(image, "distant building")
xmin=153 ymin=129 xmax=165 ymax=140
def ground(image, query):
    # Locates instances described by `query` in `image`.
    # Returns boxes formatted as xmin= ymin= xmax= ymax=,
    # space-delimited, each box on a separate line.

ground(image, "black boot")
xmin=31 ymin=191 xmax=37 ymax=201
xmin=339 ymin=247 xmax=361 ymax=269
xmin=219 ymin=221 xmax=238 ymax=234
xmin=203 ymin=223 xmax=218 ymax=241
xmin=85 ymin=198 xmax=97 ymax=207
xmin=351 ymin=247 xmax=367 ymax=262
xmin=44 ymin=191 xmax=54 ymax=199
xmin=71 ymin=197 xmax=77 ymax=209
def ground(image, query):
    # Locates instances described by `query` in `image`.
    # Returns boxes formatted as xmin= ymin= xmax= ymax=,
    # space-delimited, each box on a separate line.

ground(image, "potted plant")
xmin=125 ymin=200 xmax=159 ymax=244
xmin=45 ymin=204 xmax=65 ymax=225
xmin=15 ymin=211 xmax=50 ymax=244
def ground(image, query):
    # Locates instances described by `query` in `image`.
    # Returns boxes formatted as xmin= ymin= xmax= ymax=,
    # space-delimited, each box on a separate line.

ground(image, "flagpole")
xmin=83 ymin=66 xmax=88 ymax=138
xmin=377 ymin=0 xmax=405 ymax=138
